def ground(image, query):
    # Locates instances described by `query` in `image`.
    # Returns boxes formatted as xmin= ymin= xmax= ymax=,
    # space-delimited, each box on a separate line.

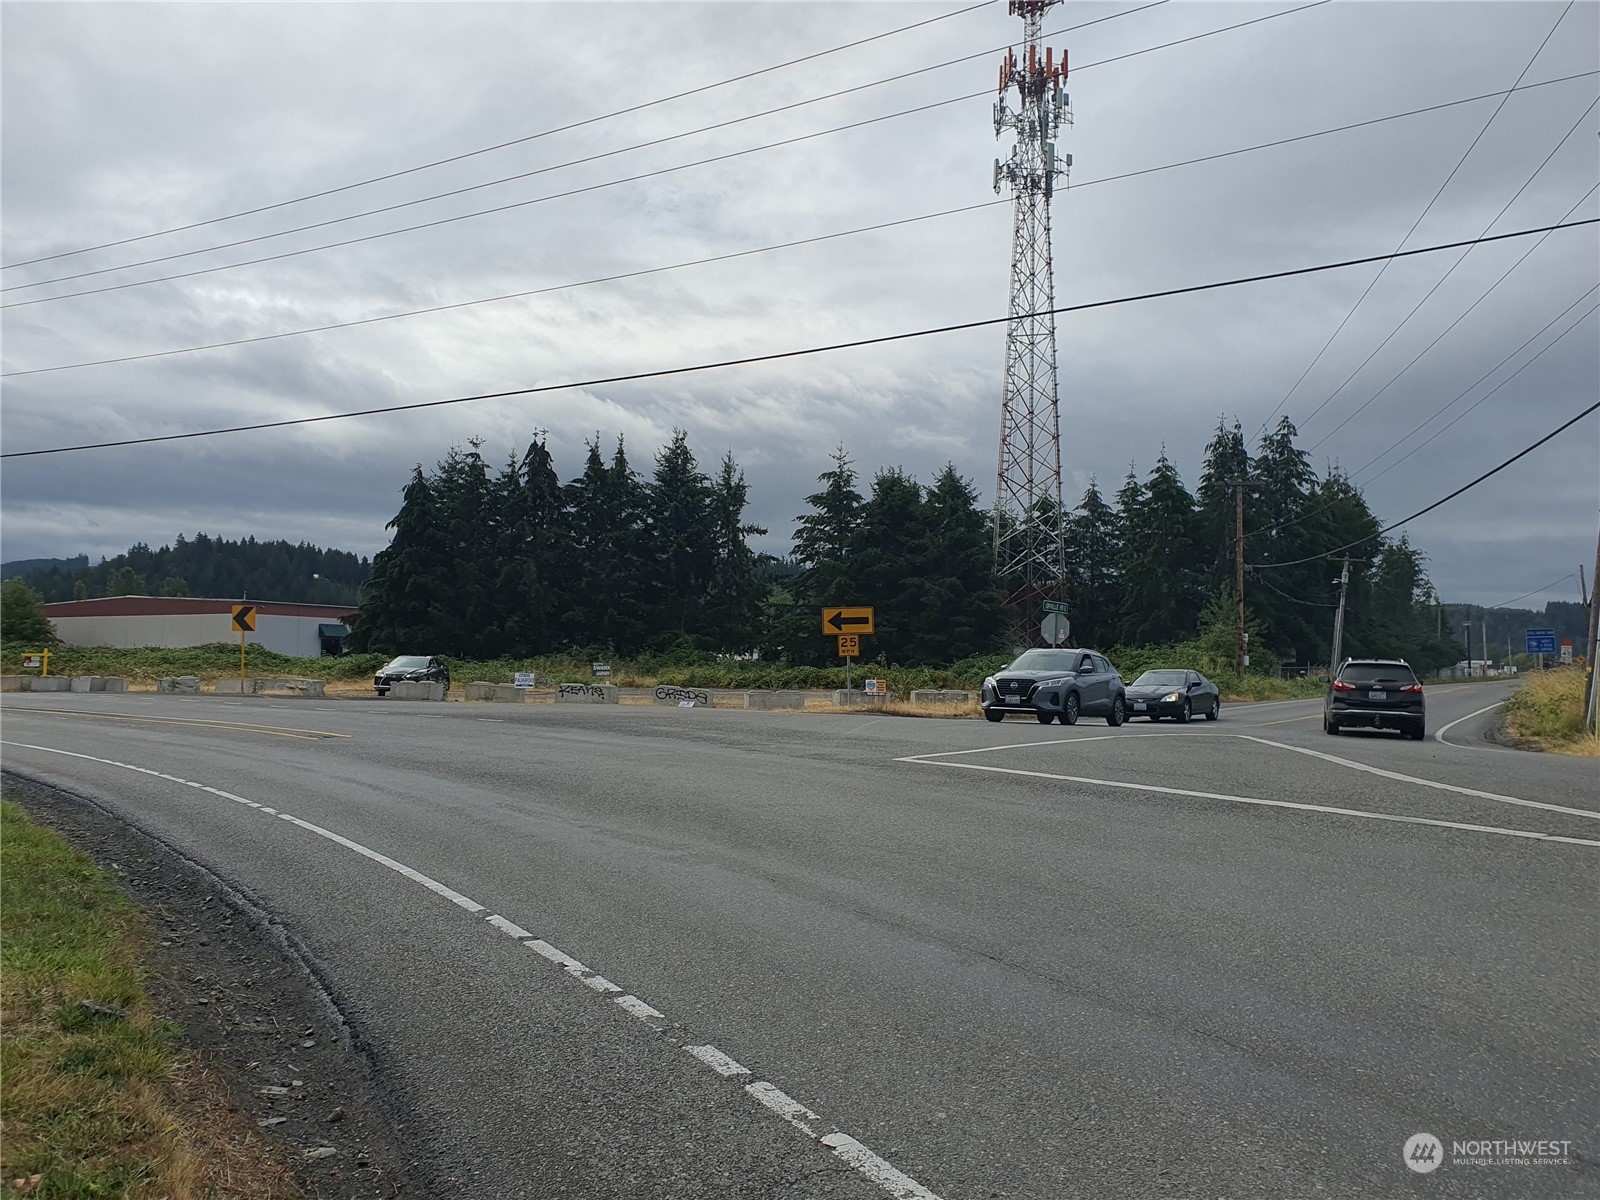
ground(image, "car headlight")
xmin=983 ymin=676 xmax=996 ymax=692
xmin=1162 ymin=692 xmax=1181 ymax=703
xmin=1038 ymin=677 xmax=1072 ymax=688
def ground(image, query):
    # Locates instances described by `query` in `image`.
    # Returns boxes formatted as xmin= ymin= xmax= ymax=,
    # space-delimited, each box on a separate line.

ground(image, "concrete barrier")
xmin=653 ymin=685 xmax=711 ymax=707
xmin=69 ymin=676 xmax=105 ymax=693
xmin=465 ymin=681 xmax=496 ymax=701
xmin=102 ymin=678 xmax=129 ymax=693
xmin=257 ymin=678 xmax=326 ymax=697
xmin=157 ymin=676 xmax=201 ymax=694
xmin=743 ymin=690 xmax=805 ymax=710
xmin=833 ymin=690 xmax=896 ymax=706
xmin=388 ymin=680 xmax=445 ymax=701
xmin=465 ymin=682 xmax=528 ymax=702
xmin=910 ymin=690 xmax=971 ymax=705
xmin=29 ymin=677 xmax=71 ymax=693
xmin=1 ymin=676 xmax=27 ymax=692
xmin=555 ymin=683 xmax=619 ymax=704
xmin=213 ymin=678 xmax=257 ymax=694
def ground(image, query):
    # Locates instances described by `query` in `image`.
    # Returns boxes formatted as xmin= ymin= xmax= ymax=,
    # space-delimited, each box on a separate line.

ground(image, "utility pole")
xmin=1585 ymin=524 xmax=1600 ymax=732
xmin=1235 ymin=481 xmax=1247 ymax=680
xmin=1464 ymin=617 xmax=1474 ymax=681
xmin=992 ymin=0 xmax=1072 ymax=644
xmin=1329 ymin=556 xmax=1351 ymax=671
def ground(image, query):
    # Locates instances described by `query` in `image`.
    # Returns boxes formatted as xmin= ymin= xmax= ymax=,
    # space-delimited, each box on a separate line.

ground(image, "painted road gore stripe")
xmin=1 ymin=738 xmax=947 ymax=1200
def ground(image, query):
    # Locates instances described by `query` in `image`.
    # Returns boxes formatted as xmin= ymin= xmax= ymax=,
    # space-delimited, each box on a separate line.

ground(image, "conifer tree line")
xmin=349 ymin=417 xmax=1458 ymax=671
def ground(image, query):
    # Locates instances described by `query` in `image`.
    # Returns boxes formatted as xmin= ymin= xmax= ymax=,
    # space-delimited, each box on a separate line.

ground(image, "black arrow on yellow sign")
xmin=231 ymin=604 xmax=257 ymax=633
xmin=821 ymin=606 xmax=874 ymax=635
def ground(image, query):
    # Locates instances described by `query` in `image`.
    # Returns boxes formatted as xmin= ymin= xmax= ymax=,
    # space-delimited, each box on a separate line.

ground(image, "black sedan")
xmin=373 ymin=655 xmax=450 ymax=697
xmin=1123 ymin=669 xmax=1220 ymax=722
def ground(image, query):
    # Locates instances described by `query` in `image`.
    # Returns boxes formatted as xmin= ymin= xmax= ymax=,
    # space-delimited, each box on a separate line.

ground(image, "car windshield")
xmin=1132 ymin=670 xmax=1187 ymax=687
xmin=382 ymin=656 xmax=430 ymax=671
xmin=1338 ymin=663 xmax=1416 ymax=685
xmin=1007 ymin=650 xmax=1080 ymax=673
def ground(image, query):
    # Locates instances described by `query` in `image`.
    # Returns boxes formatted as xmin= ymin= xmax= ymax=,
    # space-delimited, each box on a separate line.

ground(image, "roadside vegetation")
xmin=0 ymin=801 xmax=298 ymax=1199
xmin=1503 ymin=667 xmax=1599 ymax=756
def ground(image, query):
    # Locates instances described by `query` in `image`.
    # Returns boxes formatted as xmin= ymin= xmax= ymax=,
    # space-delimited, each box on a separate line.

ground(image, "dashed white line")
xmin=3 ymin=737 xmax=949 ymax=1200
xmin=686 ymin=1044 xmax=751 ymax=1077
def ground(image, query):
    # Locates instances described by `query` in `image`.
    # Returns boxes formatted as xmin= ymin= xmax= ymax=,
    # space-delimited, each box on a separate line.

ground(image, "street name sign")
xmin=1525 ymin=628 xmax=1557 ymax=655
xmin=822 ymin=607 xmax=875 ymax=635
xmin=1042 ymin=599 xmax=1070 ymax=615
xmin=231 ymin=604 xmax=257 ymax=633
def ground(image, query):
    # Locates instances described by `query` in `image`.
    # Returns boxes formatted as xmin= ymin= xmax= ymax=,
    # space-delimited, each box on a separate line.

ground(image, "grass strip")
xmin=0 ymin=799 xmax=299 ymax=1199
xmin=1503 ymin=667 xmax=1600 ymax=756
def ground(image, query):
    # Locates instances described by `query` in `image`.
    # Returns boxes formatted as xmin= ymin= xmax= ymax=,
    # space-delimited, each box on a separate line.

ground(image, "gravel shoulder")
xmin=2 ymin=770 xmax=448 ymax=1200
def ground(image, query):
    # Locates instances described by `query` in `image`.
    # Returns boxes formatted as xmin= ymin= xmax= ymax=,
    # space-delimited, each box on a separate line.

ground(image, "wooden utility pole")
xmin=1235 ymin=482 xmax=1247 ymax=680
xmin=1329 ymin=556 xmax=1351 ymax=671
xmin=1585 ymin=525 xmax=1600 ymax=733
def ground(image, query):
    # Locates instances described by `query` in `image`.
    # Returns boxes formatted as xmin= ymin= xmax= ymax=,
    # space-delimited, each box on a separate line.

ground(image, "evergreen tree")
xmin=647 ymin=429 xmax=716 ymax=639
xmin=565 ymin=437 xmax=652 ymax=654
xmin=703 ymin=451 xmax=768 ymax=652
xmin=780 ymin=446 xmax=866 ymax=664
xmin=1115 ymin=451 xmax=1202 ymax=646
xmin=1062 ymin=480 xmax=1120 ymax=648
xmin=1196 ymin=418 xmax=1249 ymax=595
xmin=492 ymin=435 xmax=569 ymax=655
xmin=852 ymin=467 xmax=926 ymax=663
xmin=349 ymin=466 xmax=450 ymax=653
xmin=1 ymin=579 xmax=58 ymax=645
xmin=904 ymin=464 xmax=1000 ymax=663
xmin=431 ymin=441 xmax=498 ymax=657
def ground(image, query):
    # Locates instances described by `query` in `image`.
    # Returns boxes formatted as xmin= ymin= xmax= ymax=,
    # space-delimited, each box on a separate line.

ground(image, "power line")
xmin=2 ymin=0 xmax=1176 ymax=293
xmin=1250 ymin=0 xmax=1577 ymax=442
xmin=13 ymin=72 xmax=1593 ymax=380
xmin=1249 ymin=398 xmax=1600 ymax=570
xmin=1483 ymin=574 xmax=1577 ymax=611
xmin=0 ymin=0 xmax=1008 ymax=271
xmin=4 ymin=217 xmax=1591 ymax=460
xmin=1301 ymin=103 xmax=1600 ymax=450
xmin=2 ymin=1 xmax=1333 ymax=309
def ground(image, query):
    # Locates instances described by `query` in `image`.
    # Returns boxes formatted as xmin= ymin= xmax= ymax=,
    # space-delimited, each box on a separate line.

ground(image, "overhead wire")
xmin=1250 ymin=0 xmax=1577 ymax=442
xmin=0 ymin=0 xmax=1010 ymax=271
xmin=1 ymin=0 xmax=1334 ymax=308
xmin=1482 ymin=574 xmax=1577 ymax=611
xmin=3 ymin=218 xmax=1592 ymax=460
xmin=11 ymin=72 xmax=1594 ymax=379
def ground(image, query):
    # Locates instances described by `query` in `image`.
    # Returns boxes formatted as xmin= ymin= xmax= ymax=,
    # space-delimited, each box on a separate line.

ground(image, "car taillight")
xmin=1331 ymin=680 xmax=1355 ymax=691
xmin=1400 ymin=683 xmax=1423 ymax=694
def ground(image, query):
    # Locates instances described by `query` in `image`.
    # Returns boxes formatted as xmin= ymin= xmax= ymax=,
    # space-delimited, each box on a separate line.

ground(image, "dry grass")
xmin=1503 ymin=667 xmax=1599 ymax=756
xmin=0 ymin=801 xmax=301 ymax=1200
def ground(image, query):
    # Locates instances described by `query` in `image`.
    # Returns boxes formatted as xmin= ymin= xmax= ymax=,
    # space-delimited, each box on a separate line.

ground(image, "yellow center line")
xmin=5 ymin=707 xmax=350 ymax=741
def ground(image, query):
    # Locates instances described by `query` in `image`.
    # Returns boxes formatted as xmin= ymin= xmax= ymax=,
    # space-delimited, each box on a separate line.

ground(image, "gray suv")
xmin=1323 ymin=658 xmax=1425 ymax=739
xmin=982 ymin=648 xmax=1127 ymax=726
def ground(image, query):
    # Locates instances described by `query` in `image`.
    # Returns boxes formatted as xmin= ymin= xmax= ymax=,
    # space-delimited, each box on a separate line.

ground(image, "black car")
xmin=1124 ymin=669 xmax=1220 ymax=722
xmin=1322 ymin=658 xmax=1425 ymax=739
xmin=982 ymin=648 xmax=1127 ymax=726
xmin=374 ymin=655 xmax=450 ymax=697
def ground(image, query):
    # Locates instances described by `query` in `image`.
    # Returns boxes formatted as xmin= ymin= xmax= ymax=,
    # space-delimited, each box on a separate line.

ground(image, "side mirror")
xmin=1188 ymin=681 xmax=1201 ymax=690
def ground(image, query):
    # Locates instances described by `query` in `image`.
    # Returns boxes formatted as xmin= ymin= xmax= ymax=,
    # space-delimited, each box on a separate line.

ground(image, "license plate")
xmin=1369 ymin=690 xmax=1386 ymax=700
xmin=1005 ymin=695 xmax=1020 ymax=704
xmin=1132 ymin=701 xmax=1146 ymax=711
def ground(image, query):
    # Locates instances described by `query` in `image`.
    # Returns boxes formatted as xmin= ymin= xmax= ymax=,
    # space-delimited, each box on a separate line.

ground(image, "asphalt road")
xmin=3 ymin=681 xmax=1594 ymax=1199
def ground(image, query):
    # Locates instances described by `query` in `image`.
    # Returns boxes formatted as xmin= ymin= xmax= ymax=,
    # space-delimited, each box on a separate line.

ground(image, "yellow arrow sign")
xmin=231 ymin=604 xmax=257 ymax=632
xmin=822 ymin=606 xmax=874 ymax=635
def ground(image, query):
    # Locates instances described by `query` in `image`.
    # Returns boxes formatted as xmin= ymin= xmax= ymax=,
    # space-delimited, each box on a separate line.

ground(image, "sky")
xmin=2 ymin=0 xmax=1596 ymax=611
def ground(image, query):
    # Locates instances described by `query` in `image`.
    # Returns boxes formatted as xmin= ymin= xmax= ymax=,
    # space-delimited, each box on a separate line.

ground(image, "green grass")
xmin=0 ymin=801 xmax=298 ymax=1199
xmin=1504 ymin=667 xmax=1599 ymax=755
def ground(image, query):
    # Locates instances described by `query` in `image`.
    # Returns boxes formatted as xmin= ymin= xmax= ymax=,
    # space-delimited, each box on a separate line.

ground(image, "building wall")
xmin=41 ymin=597 xmax=353 ymax=658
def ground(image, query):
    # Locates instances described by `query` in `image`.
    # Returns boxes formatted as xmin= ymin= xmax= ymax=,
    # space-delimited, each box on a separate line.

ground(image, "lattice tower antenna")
xmin=992 ymin=0 xmax=1072 ymax=646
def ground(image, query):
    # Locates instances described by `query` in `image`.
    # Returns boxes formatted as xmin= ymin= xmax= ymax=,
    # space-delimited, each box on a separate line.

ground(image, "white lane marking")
xmin=745 ymin=1081 xmax=822 ymax=1138
xmin=486 ymin=914 xmax=533 ymax=939
xmin=614 ymin=994 xmax=664 ymax=1020
xmin=1239 ymin=735 xmax=1599 ymax=821
xmin=823 ymin=1133 xmax=942 ymax=1200
xmin=4 ymin=738 xmax=947 ymax=1200
xmin=898 ymin=732 xmax=1138 ymax=761
xmin=686 ymin=1045 xmax=751 ymax=1077
xmin=524 ymin=939 xmax=589 ymax=972
xmin=1434 ymin=700 xmax=1507 ymax=745
xmin=902 ymin=756 xmax=1600 ymax=848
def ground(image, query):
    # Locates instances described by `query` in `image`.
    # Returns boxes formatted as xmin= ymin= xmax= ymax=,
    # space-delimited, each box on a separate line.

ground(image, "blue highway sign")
xmin=1525 ymin=628 xmax=1557 ymax=655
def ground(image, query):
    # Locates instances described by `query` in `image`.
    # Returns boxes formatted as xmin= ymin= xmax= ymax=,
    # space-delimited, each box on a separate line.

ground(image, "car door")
xmin=1077 ymin=653 xmax=1105 ymax=714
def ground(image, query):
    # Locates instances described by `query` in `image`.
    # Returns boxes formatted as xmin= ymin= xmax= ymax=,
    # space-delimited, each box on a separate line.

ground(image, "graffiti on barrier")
xmin=654 ymin=685 xmax=710 ymax=706
xmin=558 ymin=684 xmax=611 ymax=698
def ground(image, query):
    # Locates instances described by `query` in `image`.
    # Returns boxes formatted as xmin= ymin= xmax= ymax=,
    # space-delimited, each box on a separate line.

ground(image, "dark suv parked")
xmin=982 ymin=648 xmax=1127 ymax=726
xmin=374 ymin=655 xmax=450 ymax=697
xmin=1323 ymin=658 xmax=1425 ymax=739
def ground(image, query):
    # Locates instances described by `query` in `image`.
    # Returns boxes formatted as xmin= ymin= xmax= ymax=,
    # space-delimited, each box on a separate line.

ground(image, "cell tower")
xmin=992 ymin=0 xmax=1071 ymax=645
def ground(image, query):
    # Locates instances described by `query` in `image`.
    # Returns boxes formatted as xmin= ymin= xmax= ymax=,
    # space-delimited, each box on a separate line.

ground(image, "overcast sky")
xmin=2 ymin=0 xmax=1596 ymax=610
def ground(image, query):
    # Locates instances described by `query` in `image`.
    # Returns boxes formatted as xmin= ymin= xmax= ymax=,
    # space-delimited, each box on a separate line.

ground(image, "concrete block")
xmin=69 ymin=676 xmax=104 ymax=693
xmin=465 ymin=681 xmax=497 ymax=701
xmin=102 ymin=678 xmax=129 ymax=693
xmin=833 ymin=690 xmax=896 ymax=706
xmin=157 ymin=676 xmax=201 ymax=694
xmin=465 ymin=682 xmax=525 ymax=703
xmin=910 ymin=690 xmax=971 ymax=705
xmin=743 ymin=690 xmax=805 ymax=710
xmin=256 ymin=678 xmax=325 ymax=696
xmin=0 ymin=676 xmax=27 ymax=692
xmin=555 ymin=683 xmax=619 ymax=704
xmin=388 ymin=680 xmax=445 ymax=701
xmin=653 ymin=684 xmax=711 ymax=707
xmin=29 ymin=677 xmax=71 ymax=692
xmin=213 ymin=678 xmax=256 ymax=694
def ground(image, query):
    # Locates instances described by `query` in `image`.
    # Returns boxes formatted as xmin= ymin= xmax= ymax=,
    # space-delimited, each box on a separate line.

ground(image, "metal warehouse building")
xmin=41 ymin=596 xmax=355 ymax=657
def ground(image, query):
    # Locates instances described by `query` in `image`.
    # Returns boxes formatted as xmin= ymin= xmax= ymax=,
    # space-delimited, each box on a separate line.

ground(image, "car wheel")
xmin=1206 ymin=699 xmax=1220 ymax=721
xmin=983 ymin=708 xmax=1004 ymax=723
xmin=1324 ymin=715 xmax=1340 ymax=735
xmin=1036 ymin=711 xmax=1055 ymax=725
xmin=1407 ymin=726 xmax=1426 ymax=741
xmin=1106 ymin=696 xmax=1125 ymax=727
xmin=1176 ymin=699 xmax=1191 ymax=724
xmin=1061 ymin=693 xmax=1080 ymax=726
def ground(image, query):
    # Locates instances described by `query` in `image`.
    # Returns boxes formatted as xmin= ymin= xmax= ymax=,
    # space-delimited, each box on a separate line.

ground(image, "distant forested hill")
xmin=5 ymin=536 xmax=369 ymax=606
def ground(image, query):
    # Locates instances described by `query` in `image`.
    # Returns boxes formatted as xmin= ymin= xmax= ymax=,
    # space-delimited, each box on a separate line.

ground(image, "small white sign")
xmin=1560 ymin=642 xmax=1574 ymax=664
xmin=514 ymin=671 xmax=536 ymax=689
xmin=592 ymin=663 xmax=613 ymax=677
xmin=677 ymin=699 xmax=696 ymax=708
